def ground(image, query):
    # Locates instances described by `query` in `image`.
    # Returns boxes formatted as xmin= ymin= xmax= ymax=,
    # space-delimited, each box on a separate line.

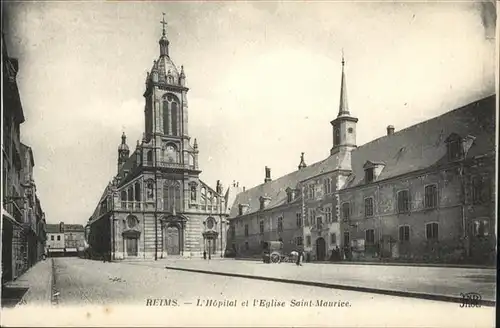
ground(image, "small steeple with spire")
xmin=179 ymin=65 xmax=186 ymax=86
xmin=298 ymin=152 xmax=307 ymax=170
xmin=117 ymin=132 xmax=130 ymax=172
xmin=330 ymin=51 xmax=358 ymax=157
xmin=338 ymin=50 xmax=350 ymax=117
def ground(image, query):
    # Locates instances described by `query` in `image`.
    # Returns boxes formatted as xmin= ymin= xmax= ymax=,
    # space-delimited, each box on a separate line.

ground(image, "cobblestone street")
xmin=2 ymin=257 xmax=493 ymax=327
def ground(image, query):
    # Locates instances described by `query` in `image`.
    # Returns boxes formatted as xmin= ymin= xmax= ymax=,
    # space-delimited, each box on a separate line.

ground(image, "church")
xmin=86 ymin=17 xmax=238 ymax=260
xmin=227 ymin=56 xmax=496 ymax=265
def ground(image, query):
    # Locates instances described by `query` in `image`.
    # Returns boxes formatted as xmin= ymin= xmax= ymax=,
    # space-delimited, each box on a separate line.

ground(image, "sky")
xmin=3 ymin=1 xmax=497 ymax=225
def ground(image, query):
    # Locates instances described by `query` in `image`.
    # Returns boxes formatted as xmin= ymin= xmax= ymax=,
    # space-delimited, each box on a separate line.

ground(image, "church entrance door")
xmin=166 ymin=225 xmax=180 ymax=255
xmin=126 ymin=238 xmax=138 ymax=257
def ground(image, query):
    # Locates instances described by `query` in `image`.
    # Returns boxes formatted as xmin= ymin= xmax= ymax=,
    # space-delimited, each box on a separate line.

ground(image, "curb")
xmin=51 ymin=258 xmax=59 ymax=305
xmin=232 ymin=258 xmax=495 ymax=269
xmin=165 ymin=266 xmax=495 ymax=307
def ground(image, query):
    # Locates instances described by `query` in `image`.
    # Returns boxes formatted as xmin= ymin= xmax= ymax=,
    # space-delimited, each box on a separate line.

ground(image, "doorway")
xmin=126 ymin=238 xmax=138 ymax=257
xmin=166 ymin=225 xmax=180 ymax=255
xmin=316 ymin=237 xmax=326 ymax=261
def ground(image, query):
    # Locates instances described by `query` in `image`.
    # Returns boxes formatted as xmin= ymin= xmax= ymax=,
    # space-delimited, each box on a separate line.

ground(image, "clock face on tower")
xmin=165 ymin=145 xmax=177 ymax=162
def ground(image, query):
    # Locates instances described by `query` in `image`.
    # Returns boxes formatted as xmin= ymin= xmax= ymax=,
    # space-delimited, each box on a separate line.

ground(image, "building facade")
xmin=228 ymin=56 xmax=496 ymax=265
xmin=87 ymin=18 xmax=233 ymax=260
xmin=64 ymin=223 xmax=85 ymax=253
xmin=46 ymin=222 xmax=85 ymax=256
xmin=46 ymin=223 xmax=65 ymax=257
xmin=2 ymin=35 xmax=47 ymax=283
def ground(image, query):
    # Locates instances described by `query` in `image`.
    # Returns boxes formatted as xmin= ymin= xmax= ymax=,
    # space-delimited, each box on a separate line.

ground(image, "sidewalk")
xmin=157 ymin=258 xmax=496 ymax=306
xmin=2 ymin=259 xmax=52 ymax=306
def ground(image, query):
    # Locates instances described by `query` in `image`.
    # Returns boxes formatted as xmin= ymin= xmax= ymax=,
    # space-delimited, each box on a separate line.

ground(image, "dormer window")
xmin=259 ymin=196 xmax=271 ymax=210
xmin=445 ymin=133 xmax=465 ymax=161
xmin=238 ymin=203 xmax=250 ymax=215
xmin=448 ymin=139 xmax=462 ymax=160
xmin=363 ymin=161 xmax=385 ymax=184
xmin=365 ymin=168 xmax=374 ymax=183
xmin=286 ymin=188 xmax=297 ymax=203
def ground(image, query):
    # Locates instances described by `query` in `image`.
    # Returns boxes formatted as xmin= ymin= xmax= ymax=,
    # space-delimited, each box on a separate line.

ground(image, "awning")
xmin=2 ymin=211 xmax=22 ymax=227
xmin=48 ymin=248 xmax=64 ymax=252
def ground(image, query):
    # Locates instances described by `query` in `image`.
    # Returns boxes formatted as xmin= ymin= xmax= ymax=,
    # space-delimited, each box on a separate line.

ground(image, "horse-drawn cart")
xmin=262 ymin=241 xmax=296 ymax=264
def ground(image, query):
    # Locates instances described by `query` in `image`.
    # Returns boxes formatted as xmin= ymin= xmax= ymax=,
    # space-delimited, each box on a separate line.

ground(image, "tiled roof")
xmin=229 ymin=155 xmax=342 ymax=218
xmin=45 ymin=224 xmax=60 ymax=233
xmin=64 ymin=224 xmax=85 ymax=232
xmin=229 ymin=95 xmax=496 ymax=218
xmin=345 ymin=94 xmax=496 ymax=188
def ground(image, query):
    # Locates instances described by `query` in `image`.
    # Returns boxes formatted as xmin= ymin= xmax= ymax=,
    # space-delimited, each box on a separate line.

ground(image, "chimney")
xmin=264 ymin=166 xmax=272 ymax=183
xmin=243 ymin=186 xmax=246 ymax=192
xmin=387 ymin=125 xmax=395 ymax=136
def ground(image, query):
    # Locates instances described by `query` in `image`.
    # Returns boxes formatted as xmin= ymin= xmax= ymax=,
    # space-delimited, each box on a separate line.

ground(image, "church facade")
xmin=87 ymin=19 xmax=233 ymax=260
xmin=227 ymin=56 xmax=496 ymax=265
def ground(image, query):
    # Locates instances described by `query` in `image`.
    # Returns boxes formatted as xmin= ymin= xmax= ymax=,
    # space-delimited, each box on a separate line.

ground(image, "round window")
xmin=127 ymin=216 xmax=137 ymax=229
xmin=348 ymin=128 xmax=353 ymax=133
xmin=206 ymin=218 xmax=215 ymax=229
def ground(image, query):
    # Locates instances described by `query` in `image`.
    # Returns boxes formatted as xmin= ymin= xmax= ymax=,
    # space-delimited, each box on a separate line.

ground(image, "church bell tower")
xmin=142 ymin=14 xmax=197 ymax=169
xmin=330 ymin=54 xmax=358 ymax=156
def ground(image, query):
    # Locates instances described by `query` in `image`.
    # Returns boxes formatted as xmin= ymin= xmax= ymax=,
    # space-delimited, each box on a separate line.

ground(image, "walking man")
xmin=296 ymin=248 xmax=303 ymax=266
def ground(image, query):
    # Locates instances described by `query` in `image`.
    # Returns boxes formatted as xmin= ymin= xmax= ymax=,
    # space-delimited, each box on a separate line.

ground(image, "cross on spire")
xmin=160 ymin=13 xmax=167 ymax=36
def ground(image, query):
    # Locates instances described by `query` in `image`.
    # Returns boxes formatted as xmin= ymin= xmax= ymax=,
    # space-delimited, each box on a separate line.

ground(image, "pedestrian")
xmin=334 ymin=245 xmax=340 ymax=261
xmin=296 ymin=249 xmax=303 ymax=266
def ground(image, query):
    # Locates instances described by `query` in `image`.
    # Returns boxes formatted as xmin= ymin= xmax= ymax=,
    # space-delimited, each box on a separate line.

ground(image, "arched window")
xmin=147 ymin=150 xmax=153 ymax=164
xmin=135 ymin=182 xmax=141 ymax=201
xmin=162 ymin=94 xmax=180 ymax=137
xmin=121 ymin=190 xmax=127 ymax=208
xmin=163 ymin=181 xmax=181 ymax=212
xmin=145 ymin=96 xmax=153 ymax=135
xmin=128 ymin=187 xmax=134 ymax=201
xmin=163 ymin=100 xmax=169 ymax=135
xmin=171 ymin=102 xmax=178 ymax=136
xmin=334 ymin=127 xmax=341 ymax=146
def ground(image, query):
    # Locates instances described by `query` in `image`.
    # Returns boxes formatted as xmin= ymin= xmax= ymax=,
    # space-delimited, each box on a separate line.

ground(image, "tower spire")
xmin=338 ymin=51 xmax=349 ymax=116
xmin=159 ymin=13 xmax=170 ymax=57
xmin=298 ymin=152 xmax=307 ymax=170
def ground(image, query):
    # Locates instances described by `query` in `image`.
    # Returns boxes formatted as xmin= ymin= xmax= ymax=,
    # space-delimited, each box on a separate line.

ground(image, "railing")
xmin=118 ymin=201 xmax=144 ymax=211
xmin=143 ymin=161 xmax=195 ymax=170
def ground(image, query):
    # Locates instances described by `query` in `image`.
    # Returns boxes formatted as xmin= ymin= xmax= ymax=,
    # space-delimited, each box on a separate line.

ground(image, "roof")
xmin=46 ymin=223 xmax=85 ymax=233
xmin=45 ymin=224 xmax=61 ymax=233
xmin=64 ymin=224 xmax=85 ymax=232
xmin=345 ymin=94 xmax=496 ymax=188
xmin=229 ymin=154 xmax=343 ymax=218
xmin=229 ymin=95 xmax=496 ymax=218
